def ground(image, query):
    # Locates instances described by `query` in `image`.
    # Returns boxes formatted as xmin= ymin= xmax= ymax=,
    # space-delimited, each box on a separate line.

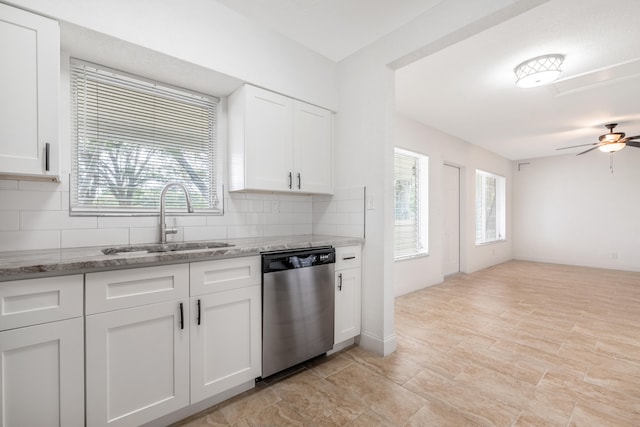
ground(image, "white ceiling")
xmin=213 ymin=0 xmax=443 ymax=62
xmin=217 ymin=0 xmax=640 ymax=160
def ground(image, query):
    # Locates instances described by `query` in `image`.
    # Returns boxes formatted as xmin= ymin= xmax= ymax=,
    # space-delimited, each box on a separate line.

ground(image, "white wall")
xmin=513 ymin=150 xmax=640 ymax=271
xmin=5 ymin=0 xmax=337 ymax=109
xmin=334 ymin=0 xmax=539 ymax=355
xmin=393 ymin=115 xmax=513 ymax=297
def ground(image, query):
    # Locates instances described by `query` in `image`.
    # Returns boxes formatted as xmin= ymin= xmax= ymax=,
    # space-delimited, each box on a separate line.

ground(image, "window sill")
xmin=394 ymin=252 xmax=429 ymax=262
xmin=475 ymin=239 xmax=507 ymax=247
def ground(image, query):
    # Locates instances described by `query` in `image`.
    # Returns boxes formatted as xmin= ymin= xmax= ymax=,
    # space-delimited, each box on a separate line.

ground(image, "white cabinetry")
xmin=334 ymin=246 xmax=362 ymax=344
xmin=85 ymin=257 xmax=262 ymax=426
xmin=0 ymin=3 xmax=59 ymax=181
xmin=85 ymin=265 xmax=190 ymax=427
xmin=0 ymin=275 xmax=84 ymax=427
xmin=228 ymin=84 xmax=332 ymax=194
xmin=189 ymin=257 xmax=261 ymax=403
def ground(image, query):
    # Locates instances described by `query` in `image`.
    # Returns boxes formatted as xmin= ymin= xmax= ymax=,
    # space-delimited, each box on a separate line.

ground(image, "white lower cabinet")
xmin=334 ymin=246 xmax=362 ymax=344
xmin=86 ymin=257 xmax=262 ymax=426
xmin=0 ymin=317 xmax=84 ymax=427
xmin=0 ymin=274 xmax=84 ymax=427
xmin=85 ymin=300 xmax=190 ymax=427
xmin=190 ymin=285 xmax=261 ymax=403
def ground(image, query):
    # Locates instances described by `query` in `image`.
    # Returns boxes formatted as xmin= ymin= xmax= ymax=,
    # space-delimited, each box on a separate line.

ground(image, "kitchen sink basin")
xmin=101 ymin=241 xmax=234 ymax=255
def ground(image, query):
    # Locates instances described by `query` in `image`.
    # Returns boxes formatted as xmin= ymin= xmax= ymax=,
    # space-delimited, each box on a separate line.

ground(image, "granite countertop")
xmin=0 ymin=235 xmax=363 ymax=281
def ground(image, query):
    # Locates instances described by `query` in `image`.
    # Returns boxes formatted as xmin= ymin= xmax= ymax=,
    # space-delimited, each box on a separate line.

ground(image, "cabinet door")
xmin=0 ymin=317 xmax=84 ymax=427
xmin=190 ymin=285 xmax=261 ymax=403
xmin=244 ymin=85 xmax=293 ymax=191
xmin=334 ymin=268 xmax=361 ymax=344
xmin=293 ymin=100 xmax=332 ymax=194
xmin=86 ymin=300 xmax=189 ymax=427
xmin=0 ymin=3 xmax=59 ymax=180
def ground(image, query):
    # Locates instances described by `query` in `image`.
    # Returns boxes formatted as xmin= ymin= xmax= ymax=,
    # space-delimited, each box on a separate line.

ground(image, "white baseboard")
xmin=358 ymin=330 xmax=397 ymax=356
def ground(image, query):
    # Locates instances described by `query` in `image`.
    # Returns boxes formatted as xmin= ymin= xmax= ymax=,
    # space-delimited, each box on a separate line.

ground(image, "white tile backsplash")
xmin=0 ymin=211 xmax=20 ymax=231
xmin=183 ymin=225 xmax=227 ymax=241
xmin=61 ymin=228 xmax=129 ymax=248
xmin=0 ymin=178 xmax=366 ymax=251
xmin=21 ymin=210 xmax=97 ymax=230
xmin=313 ymin=186 xmax=365 ymax=238
xmin=0 ymin=190 xmax=61 ymax=211
xmin=0 ymin=180 xmax=18 ymax=190
xmin=0 ymin=230 xmax=61 ymax=251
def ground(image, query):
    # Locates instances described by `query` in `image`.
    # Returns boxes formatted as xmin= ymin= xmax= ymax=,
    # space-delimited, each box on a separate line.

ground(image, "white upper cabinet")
xmin=0 ymin=3 xmax=59 ymax=181
xmin=228 ymin=84 xmax=332 ymax=194
xmin=293 ymin=100 xmax=333 ymax=194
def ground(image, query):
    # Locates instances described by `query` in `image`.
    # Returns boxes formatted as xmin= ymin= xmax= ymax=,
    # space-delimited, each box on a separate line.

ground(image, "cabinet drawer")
xmin=335 ymin=246 xmax=361 ymax=270
xmin=0 ymin=275 xmax=83 ymax=331
xmin=190 ymin=256 xmax=261 ymax=296
xmin=86 ymin=264 xmax=189 ymax=314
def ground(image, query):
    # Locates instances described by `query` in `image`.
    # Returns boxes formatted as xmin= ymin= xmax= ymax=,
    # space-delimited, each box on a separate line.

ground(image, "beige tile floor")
xmin=174 ymin=261 xmax=640 ymax=426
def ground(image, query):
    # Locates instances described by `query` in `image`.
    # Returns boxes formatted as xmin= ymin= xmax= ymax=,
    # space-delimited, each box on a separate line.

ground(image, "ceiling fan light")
xmin=598 ymin=142 xmax=626 ymax=153
xmin=514 ymin=54 xmax=564 ymax=88
xmin=600 ymin=132 xmax=624 ymax=142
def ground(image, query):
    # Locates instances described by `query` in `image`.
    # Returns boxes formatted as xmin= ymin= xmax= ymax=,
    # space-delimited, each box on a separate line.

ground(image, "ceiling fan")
xmin=557 ymin=123 xmax=640 ymax=155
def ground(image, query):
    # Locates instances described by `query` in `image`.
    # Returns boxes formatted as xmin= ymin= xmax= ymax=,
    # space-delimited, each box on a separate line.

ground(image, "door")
xmin=190 ymin=285 xmax=261 ymax=403
xmin=334 ymin=268 xmax=361 ymax=344
xmin=293 ymin=100 xmax=332 ymax=194
xmin=0 ymin=318 xmax=84 ymax=427
xmin=443 ymin=164 xmax=461 ymax=276
xmin=85 ymin=300 xmax=189 ymax=427
xmin=244 ymin=85 xmax=293 ymax=191
xmin=0 ymin=3 xmax=59 ymax=179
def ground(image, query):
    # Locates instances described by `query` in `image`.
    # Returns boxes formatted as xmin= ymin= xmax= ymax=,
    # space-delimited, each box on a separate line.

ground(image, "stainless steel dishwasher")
xmin=261 ymin=247 xmax=335 ymax=378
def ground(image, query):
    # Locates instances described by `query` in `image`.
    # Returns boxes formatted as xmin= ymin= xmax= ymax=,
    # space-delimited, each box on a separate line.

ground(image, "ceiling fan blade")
xmin=577 ymin=145 xmax=602 ymax=155
xmin=624 ymin=135 xmax=640 ymax=141
xmin=626 ymin=140 xmax=640 ymax=148
xmin=556 ymin=142 xmax=598 ymax=150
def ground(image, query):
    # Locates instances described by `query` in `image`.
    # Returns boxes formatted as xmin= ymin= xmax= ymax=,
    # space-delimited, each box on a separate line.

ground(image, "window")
xmin=475 ymin=169 xmax=506 ymax=244
xmin=70 ymin=59 xmax=221 ymax=215
xmin=394 ymin=148 xmax=428 ymax=259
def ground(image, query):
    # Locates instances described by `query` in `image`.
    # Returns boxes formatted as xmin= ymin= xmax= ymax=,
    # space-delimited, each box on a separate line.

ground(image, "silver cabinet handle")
xmin=338 ymin=273 xmax=343 ymax=291
xmin=297 ymin=172 xmax=301 ymax=190
xmin=342 ymin=256 xmax=356 ymax=260
xmin=288 ymin=172 xmax=292 ymax=189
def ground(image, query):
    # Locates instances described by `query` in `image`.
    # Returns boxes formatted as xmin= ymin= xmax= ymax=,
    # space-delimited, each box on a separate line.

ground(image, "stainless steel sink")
xmin=101 ymin=241 xmax=234 ymax=255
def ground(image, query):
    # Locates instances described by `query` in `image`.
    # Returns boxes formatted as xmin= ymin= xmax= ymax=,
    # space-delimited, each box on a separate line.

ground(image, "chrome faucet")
xmin=159 ymin=182 xmax=194 ymax=244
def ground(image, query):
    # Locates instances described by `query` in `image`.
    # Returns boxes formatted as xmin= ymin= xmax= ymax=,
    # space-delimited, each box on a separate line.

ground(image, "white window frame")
xmin=475 ymin=169 xmax=506 ymax=245
xmin=394 ymin=147 xmax=429 ymax=260
xmin=69 ymin=58 xmax=223 ymax=216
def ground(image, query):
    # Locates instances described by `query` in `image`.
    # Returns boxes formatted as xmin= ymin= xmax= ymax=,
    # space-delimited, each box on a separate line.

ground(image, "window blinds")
xmin=394 ymin=151 xmax=422 ymax=258
xmin=70 ymin=59 xmax=220 ymax=214
xmin=476 ymin=169 xmax=505 ymax=244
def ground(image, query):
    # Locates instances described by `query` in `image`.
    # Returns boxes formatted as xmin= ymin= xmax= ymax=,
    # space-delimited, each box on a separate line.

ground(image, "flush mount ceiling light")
xmin=514 ymin=54 xmax=564 ymax=88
